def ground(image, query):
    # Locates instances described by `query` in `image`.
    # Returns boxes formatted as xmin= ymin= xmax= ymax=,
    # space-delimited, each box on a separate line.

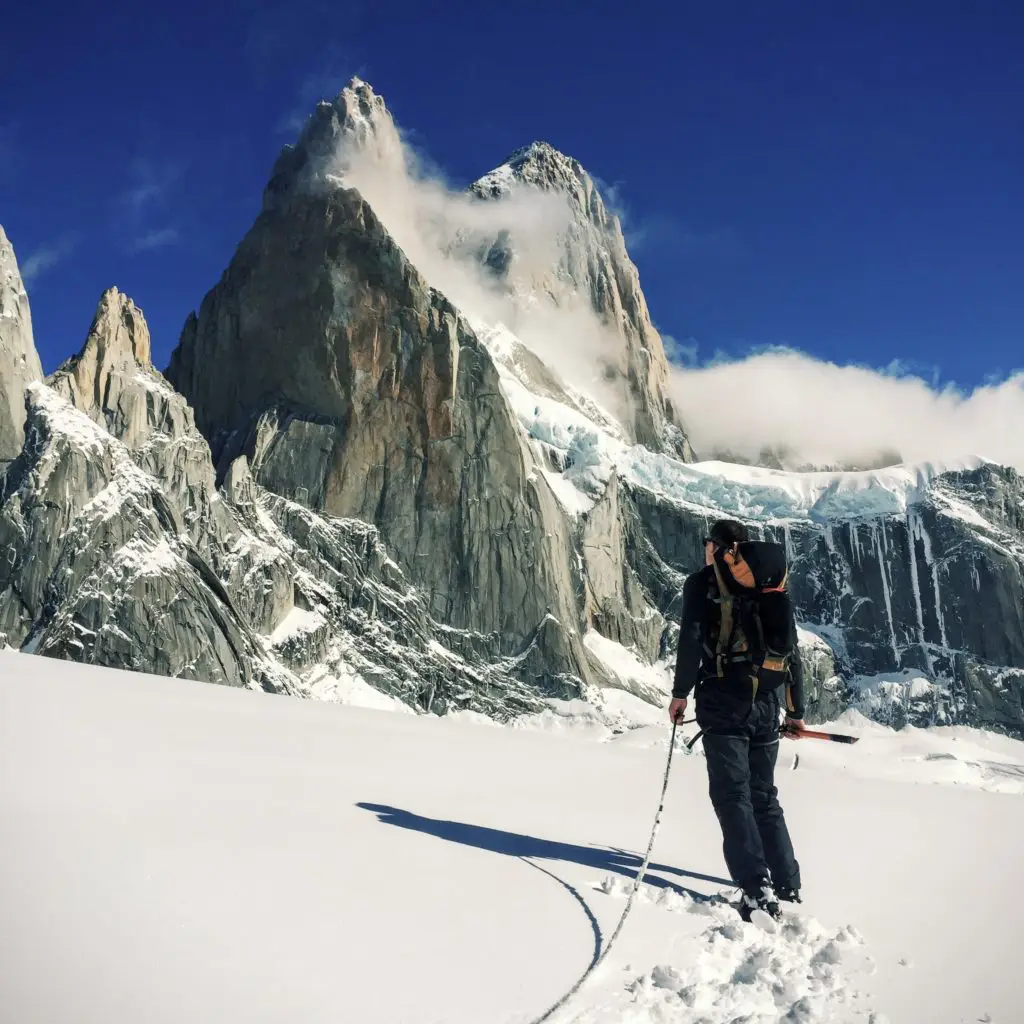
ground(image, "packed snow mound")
xmin=593 ymin=879 xmax=876 ymax=1023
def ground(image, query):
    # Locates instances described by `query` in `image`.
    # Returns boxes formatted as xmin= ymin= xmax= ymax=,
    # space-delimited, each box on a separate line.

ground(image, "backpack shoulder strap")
xmin=710 ymin=558 xmax=734 ymax=678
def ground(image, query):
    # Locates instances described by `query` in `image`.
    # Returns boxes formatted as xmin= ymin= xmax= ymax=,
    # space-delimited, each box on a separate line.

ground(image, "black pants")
xmin=700 ymin=692 xmax=801 ymax=893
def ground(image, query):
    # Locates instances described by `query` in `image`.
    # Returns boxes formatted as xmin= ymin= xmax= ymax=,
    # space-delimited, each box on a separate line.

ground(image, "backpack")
xmin=703 ymin=540 xmax=796 ymax=692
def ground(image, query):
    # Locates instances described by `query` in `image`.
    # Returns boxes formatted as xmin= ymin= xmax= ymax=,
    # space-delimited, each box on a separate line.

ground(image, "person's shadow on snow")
xmin=355 ymin=802 xmax=731 ymax=900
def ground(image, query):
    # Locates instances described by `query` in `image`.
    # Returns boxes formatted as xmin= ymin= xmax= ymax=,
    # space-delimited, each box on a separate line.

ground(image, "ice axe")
xmin=782 ymin=722 xmax=859 ymax=744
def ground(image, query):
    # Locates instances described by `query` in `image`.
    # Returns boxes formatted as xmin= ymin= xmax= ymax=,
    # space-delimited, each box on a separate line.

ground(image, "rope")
xmin=526 ymin=716 xmax=682 ymax=1024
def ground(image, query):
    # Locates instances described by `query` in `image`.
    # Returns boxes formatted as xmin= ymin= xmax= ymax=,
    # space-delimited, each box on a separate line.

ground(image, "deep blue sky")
xmin=2 ymin=1 xmax=1021 ymax=385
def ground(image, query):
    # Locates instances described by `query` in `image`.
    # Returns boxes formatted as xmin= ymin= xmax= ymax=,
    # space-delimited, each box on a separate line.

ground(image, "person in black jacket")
xmin=667 ymin=519 xmax=805 ymax=920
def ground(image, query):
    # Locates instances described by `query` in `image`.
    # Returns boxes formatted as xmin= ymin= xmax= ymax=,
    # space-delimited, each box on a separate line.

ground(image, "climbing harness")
xmin=526 ymin=716 xmax=684 ymax=1024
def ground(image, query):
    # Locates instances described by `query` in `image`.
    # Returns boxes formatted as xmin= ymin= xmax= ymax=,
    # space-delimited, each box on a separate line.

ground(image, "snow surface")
xmin=29 ymin=381 xmax=111 ymax=455
xmin=132 ymin=369 xmax=178 ymax=398
xmin=1 ymin=653 xmax=1020 ymax=1024
xmin=305 ymin=655 xmax=414 ymax=713
xmin=541 ymin=468 xmax=595 ymax=517
xmin=474 ymin=161 xmax=518 ymax=195
xmin=582 ymin=629 xmax=670 ymax=705
xmin=269 ymin=604 xmax=326 ymax=644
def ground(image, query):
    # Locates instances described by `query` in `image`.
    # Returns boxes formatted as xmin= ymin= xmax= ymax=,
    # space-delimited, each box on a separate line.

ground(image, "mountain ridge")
xmin=0 ymin=78 xmax=1021 ymax=735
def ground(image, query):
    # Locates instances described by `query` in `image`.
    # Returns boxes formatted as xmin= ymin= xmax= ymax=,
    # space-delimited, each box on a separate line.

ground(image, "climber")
xmin=667 ymin=519 xmax=806 ymax=921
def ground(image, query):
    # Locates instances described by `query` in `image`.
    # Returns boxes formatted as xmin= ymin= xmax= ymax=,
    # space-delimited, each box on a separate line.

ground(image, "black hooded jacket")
xmin=671 ymin=563 xmax=806 ymax=720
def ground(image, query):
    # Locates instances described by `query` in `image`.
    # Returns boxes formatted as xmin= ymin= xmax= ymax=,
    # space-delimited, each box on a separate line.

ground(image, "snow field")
xmin=1 ymin=653 xmax=1021 ymax=1024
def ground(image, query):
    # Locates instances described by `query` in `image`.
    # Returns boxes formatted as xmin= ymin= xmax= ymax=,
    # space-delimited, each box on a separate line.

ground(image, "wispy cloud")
xmin=634 ymin=221 xmax=742 ymax=261
xmin=590 ymin=174 xmax=653 ymax=254
xmin=20 ymin=233 xmax=80 ymax=285
xmin=113 ymin=159 xmax=185 ymax=254
xmin=317 ymin=105 xmax=631 ymax=419
xmin=586 ymin=172 xmax=742 ymax=264
xmin=121 ymin=179 xmax=164 ymax=216
xmin=115 ymin=159 xmax=181 ymax=221
xmin=660 ymin=333 xmax=700 ymax=366
xmin=129 ymin=227 xmax=180 ymax=253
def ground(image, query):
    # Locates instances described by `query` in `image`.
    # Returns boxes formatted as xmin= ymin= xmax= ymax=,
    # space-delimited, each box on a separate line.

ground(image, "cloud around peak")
xmin=314 ymin=96 xmax=630 ymax=417
xmin=668 ymin=347 xmax=1024 ymax=472
xmin=288 ymin=79 xmax=1023 ymax=476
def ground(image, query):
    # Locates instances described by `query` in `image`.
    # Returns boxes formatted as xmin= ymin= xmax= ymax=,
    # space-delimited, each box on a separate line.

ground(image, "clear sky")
xmin=2 ymin=1 xmax=1021 ymax=387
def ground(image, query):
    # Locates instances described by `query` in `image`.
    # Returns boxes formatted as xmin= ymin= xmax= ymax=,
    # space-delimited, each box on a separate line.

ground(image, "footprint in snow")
xmin=589 ymin=880 xmax=879 ymax=1022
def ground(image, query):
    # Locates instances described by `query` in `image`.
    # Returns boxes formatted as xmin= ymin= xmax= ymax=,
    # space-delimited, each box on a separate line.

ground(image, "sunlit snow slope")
xmin=1 ymin=653 xmax=1020 ymax=1024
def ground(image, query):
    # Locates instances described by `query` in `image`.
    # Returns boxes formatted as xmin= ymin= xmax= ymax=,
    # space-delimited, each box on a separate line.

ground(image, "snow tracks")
xmin=558 ymin=877 xmax=882 ymax=1024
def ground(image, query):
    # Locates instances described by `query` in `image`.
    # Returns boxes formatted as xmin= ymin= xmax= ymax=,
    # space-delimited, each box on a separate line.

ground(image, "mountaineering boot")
xmin=775 ymin=886 xmax=802 ymax=904
xmin=738 ymin=879 xmax=781 ymax=922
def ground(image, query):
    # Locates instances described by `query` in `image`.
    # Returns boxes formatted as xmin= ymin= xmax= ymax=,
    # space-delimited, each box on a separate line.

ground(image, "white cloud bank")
xmin=669 ymin=349 xmax=1024 ymax=472
xmin=303 ymin=86 xmax=1024 ymax=475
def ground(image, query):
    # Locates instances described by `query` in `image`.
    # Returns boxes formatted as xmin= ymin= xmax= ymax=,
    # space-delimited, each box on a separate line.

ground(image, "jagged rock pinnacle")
xmin=263 ymin=76 xmax=404 ymax=210
xmin=469 ymin=147 xmax=695 ymax=460
xmin=49 ymin=287 xmax=154 ymax=422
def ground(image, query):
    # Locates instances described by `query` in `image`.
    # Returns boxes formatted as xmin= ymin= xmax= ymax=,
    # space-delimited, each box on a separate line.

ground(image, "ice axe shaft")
xmin=783 ymin=724 xmax=859 ymax=744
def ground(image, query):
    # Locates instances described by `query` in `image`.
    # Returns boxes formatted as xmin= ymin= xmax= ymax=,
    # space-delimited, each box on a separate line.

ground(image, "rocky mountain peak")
xmin=55 ymin=286 xmax=151 ymax=383
xmin=469 ymin=149 xmax=694 ymax=461
xmin=0 ymin=226 xmax=26 ymax=303
xmin=263 ymin=77 xmax=404 ymax=210
xmin=472 ymin=140 xmax=597 ymax=210
xmin=509 ymin=140 xmax=575 ymax=166
xmin=90 ymin=287 xmax=151 ymax=365
xmin=2 ymin=104 xmax=1023 ymax=743
xmin=0 ymin=225 xmax=44 ymax=466
xmin=49 ymin=287 xmax=163 ymax=433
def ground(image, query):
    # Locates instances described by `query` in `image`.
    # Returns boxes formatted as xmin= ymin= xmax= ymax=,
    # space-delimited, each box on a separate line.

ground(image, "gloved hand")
xmin=782 ymin=718 xmax=805 ymax=738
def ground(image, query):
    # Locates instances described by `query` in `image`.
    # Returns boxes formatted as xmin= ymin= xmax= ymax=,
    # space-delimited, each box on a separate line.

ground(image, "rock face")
xmin=2 ymin=285 xmax=577 ymax=717
xmin=166 ymin=99 xmax=596 ymax=695
xmin=626 ymin=465 xmax=1024 ymax=733
xmin=796 ymin=628 xmax=846 ymax=722
xmin=470 ymin=142 xmax=694 ymax=462
xmin=1 ymin=288 xmax=280 ymax=689
xmin=580 ymin=470 xmax=665 ymax=661
xmin=0 ymin=227 xmax=44 ymax=467
xmin=51 ymin=287 xmax=152 ymax=415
